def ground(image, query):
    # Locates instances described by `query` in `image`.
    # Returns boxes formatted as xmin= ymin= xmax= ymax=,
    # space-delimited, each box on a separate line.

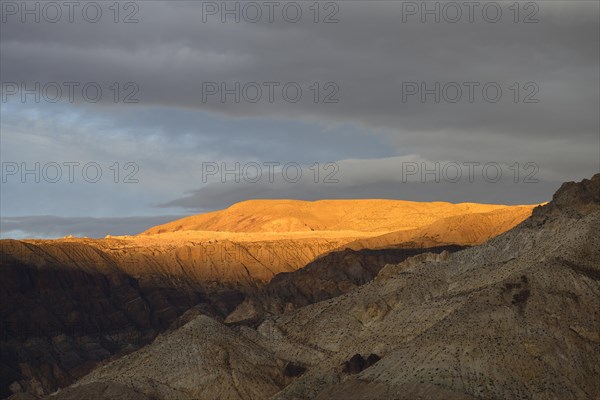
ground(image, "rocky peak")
xmin=531 ymin=173 xmax=599 ymax=221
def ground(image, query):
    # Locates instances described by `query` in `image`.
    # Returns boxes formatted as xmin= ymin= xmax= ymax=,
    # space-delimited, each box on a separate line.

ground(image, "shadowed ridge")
xmin=529 ymin=173 xmax=600 ymax=222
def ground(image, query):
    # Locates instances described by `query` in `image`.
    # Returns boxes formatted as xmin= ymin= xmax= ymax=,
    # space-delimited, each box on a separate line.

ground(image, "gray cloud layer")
xmin=1 ymin=1 xmax=598 ymax=237
xmin=159 ymin=156 xmax=563 ymax=210
xmin=161 ymin=179 xmax=560 ymax=211
xmin=2 ymin=1 xmax=598 ymax=141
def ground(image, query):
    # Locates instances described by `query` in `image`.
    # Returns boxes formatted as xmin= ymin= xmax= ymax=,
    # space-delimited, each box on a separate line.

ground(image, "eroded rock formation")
xmin=36 ymin=174 xmax=599 ymax=400
xmin=0 ymin=198 xmax=538 ymax=398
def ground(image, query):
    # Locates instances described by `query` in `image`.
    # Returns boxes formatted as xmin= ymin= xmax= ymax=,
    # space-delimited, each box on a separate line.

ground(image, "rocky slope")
xmin=49 ymin=174 xmax=599 ymax=400
xmin=3 ymin=200 xmax=535 ymax=292
xmin=0 ymin=199 xmax=536 ymax=398
xmin=0 ymin=242 xmax=463 ymax=398
xmin=0 ymin=243 xmax=243 ymax=398
xmin=341 ymin=205 xmax=535 ymax=249
xmin=225 ymin=245 xmax=465 ymax=325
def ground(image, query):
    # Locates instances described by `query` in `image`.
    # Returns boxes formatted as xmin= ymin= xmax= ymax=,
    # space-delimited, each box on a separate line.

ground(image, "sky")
xmin=1 ymin=0 xmax=599 ymax=238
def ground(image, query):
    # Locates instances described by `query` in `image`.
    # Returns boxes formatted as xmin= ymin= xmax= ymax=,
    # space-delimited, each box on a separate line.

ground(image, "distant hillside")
xmin=140 ymin=199 xmax=529 ymax=234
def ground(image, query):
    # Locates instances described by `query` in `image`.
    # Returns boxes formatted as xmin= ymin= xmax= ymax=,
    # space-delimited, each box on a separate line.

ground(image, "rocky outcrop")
xmin=342 ymin=353 xmax=380 ymax=374
xmin=529 ymin=173 xmax=600 ymax=221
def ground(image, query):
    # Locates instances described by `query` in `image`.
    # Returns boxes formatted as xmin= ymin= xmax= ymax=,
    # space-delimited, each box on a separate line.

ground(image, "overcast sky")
xmin=1 ymin=0 xmax=598 ymax=238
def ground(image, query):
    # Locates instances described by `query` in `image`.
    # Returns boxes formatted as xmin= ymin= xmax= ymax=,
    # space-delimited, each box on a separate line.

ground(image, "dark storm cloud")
xmin=1 ymin=2 xmax=598 ymax=141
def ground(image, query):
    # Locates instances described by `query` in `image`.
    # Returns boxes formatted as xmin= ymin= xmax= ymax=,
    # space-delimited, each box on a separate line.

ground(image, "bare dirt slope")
xmin=54 ymin=175 xmax=599 ymax=400
xmin=141 ymin=199 xmax=527 ymax=234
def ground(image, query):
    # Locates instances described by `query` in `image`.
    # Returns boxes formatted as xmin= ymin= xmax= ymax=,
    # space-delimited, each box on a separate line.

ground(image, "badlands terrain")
xmin=3 ymin=181 xmax=598 ymax=399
